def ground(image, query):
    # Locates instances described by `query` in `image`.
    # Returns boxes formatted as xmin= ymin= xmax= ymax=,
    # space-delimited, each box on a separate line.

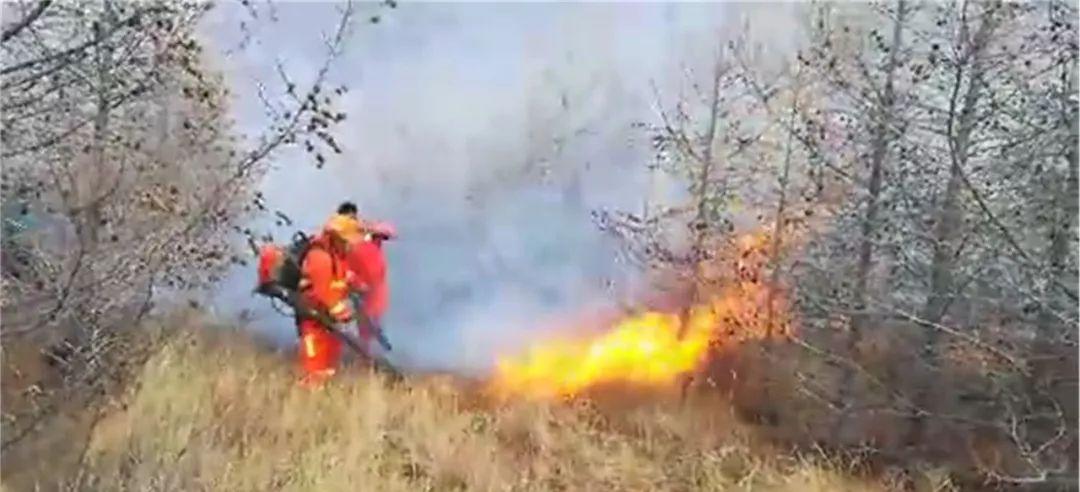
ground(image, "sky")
xmin=197 ymin=2 xmax=796 ymax=374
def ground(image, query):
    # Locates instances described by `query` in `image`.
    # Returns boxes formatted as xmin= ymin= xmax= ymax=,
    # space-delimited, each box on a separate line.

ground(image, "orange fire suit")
xmin=296 ymin=236 xmax=355 ymax=382
xmin=345 ymin=235 xmax=389 ymax=348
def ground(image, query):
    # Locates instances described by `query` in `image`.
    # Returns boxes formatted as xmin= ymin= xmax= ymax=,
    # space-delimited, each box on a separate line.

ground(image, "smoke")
xmin=200 ymin=3 xmax=783 ymax=374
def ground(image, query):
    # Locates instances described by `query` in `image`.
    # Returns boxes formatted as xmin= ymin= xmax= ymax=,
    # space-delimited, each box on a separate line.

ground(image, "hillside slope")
xmin=13 ymin=326 xmax=912 ymax=491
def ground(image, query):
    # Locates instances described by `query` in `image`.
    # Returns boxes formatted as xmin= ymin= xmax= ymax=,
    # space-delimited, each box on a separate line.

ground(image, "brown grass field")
xmin=1 ymin=314 xmax=964 ymax=492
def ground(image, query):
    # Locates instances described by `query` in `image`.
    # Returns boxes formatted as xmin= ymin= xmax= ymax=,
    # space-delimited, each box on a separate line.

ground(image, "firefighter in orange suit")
xmin=345 ymin=220 xmax=395 ymax=350
xmin=296 ymin=213 xmax=362 ymax=386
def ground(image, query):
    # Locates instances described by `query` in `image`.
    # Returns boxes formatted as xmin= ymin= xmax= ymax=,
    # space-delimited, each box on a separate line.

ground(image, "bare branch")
xmin=0 ymin=0 xmax=53 ymax=43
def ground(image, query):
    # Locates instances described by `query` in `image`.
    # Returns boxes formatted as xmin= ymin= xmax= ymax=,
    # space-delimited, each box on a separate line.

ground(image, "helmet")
xmin=323 ymin=213 xmax=361 ymax=241
xmin=368 ymin=221 xmax=397 ymax=240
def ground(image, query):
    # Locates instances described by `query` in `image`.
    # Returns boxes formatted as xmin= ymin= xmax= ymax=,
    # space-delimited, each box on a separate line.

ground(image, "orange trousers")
xmin=297 ymin=319 xmax=342 ymax=381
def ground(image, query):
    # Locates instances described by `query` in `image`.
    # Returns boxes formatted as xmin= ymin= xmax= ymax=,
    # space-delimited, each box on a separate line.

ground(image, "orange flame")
xmin=490 ymin=231 xmax=792 ymax=399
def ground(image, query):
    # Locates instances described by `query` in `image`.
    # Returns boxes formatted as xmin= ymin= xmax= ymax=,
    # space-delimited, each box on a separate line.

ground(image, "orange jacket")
xmin=346 ymin=237 xmax=388 ymax=319
xmin=299 ymin=236 xmax=353 ymax=323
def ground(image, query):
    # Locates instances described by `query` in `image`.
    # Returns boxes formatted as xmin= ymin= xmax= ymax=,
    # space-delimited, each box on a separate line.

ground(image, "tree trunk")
xmin=921 ymin=4 xmax=997 ymax=325
xmin=1037 ymin=61 xmax=1079 ymax=339
xmin=850 ymin=0 xmax=907 ymax=338
xmin=834 ymin=0 xmax=907 ymax=440
xmin=766 ymin=65 xmax=803 ymax=333
xmin=84 ymin=0 xmax=115 ymax=247
xmin=680 ymin=59 xmax=724 ymax=404
xmin=910 ymin=1 xmax=998 ymax=449
xmin=747 ymin=64 xmax=804 ymax=428
xmin=690 ymin=61 xmax=725 ymax=302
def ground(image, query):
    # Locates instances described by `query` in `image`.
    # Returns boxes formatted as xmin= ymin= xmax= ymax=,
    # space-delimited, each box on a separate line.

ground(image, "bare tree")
xmin=596 ymin=0 xmax=1077 ymax=485
xmin=1 ymin=0 xmax=391 ymax=452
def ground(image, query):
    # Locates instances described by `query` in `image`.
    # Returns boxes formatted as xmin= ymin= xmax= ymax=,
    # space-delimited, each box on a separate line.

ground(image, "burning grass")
xmin=490 ymin=231 xmax=794 ymax=401
xmin=40 ymin=325 xmax=899 ymax=492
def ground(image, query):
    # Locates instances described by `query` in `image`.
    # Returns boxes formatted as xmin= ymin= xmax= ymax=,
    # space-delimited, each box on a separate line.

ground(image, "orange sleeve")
xmin=344 ymin=241 xmax=369 ymax=292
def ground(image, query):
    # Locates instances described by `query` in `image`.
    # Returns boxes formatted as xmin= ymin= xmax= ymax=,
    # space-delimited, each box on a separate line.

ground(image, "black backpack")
xmin=275 ymin=231 xmax=313 ymax=292
xmin=268 ymin=230 xmax=343 ymax=293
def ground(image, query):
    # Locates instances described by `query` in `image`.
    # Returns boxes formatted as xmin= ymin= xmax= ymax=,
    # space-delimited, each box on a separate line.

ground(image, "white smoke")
xmin=201 ymin=3 xmax=798 ymax=373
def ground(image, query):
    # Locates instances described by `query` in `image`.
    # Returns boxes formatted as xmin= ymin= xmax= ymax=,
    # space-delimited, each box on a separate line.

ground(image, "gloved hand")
xmin=328 ymin=300 xmax=354 ymax=323
xmin=345 ymin=270 xmax=370 ymax=295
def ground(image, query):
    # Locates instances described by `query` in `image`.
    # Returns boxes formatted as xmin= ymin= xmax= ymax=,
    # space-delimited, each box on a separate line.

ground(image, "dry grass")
xmin=12 ymin=324 xmax=911 ymax=492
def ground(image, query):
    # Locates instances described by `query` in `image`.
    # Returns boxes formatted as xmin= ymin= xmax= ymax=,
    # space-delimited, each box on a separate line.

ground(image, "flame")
xmin=491 ymin=231 xmax=793 ymax=399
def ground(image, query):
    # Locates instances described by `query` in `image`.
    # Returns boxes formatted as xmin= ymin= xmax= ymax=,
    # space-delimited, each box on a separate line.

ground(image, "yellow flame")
xmin=491 ymin=231 xmax=792 ymax=400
